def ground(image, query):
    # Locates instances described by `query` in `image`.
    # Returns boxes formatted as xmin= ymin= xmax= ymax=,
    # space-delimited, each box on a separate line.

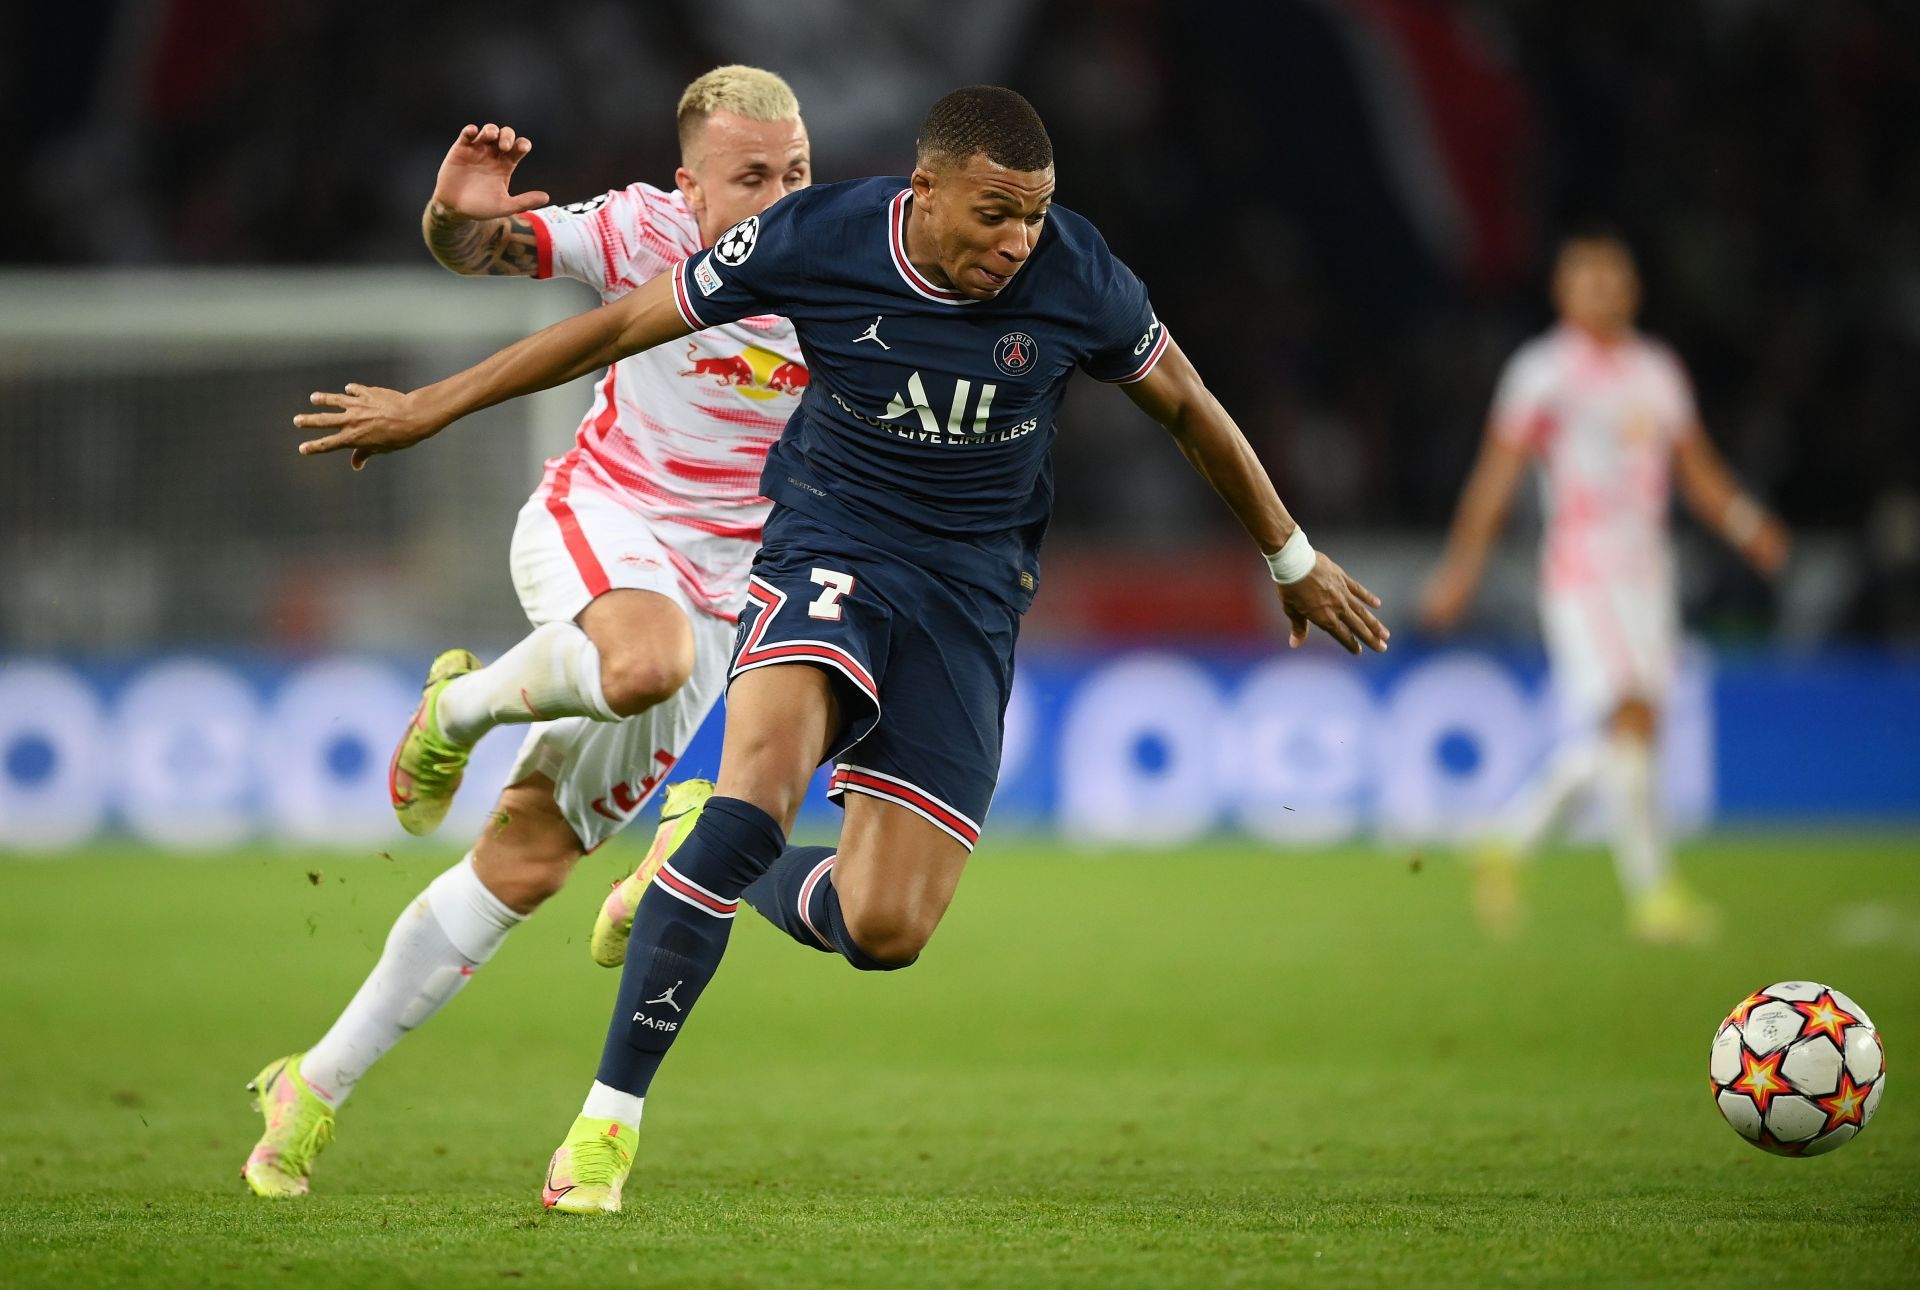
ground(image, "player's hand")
xmin=1742 ymin=514 xmax=1791 ymax=578
xmin=294 ymin=385 xmax=442 ymax=470
xmin=431 ymin=123 xmax=550 ymax=221
xmin=1417 ymin=563 xmax=1475 ymax=635
xmin=1276 ymin=553 xmax=1389 ymax=655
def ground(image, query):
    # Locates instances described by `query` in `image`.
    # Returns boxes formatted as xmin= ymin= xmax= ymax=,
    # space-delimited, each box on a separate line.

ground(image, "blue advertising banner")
xmin=1 ymin=647 xmax=1915 ymax=852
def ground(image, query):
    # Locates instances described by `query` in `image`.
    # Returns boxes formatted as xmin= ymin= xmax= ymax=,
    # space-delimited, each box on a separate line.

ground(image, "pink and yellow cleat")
xmin=590 ymin=778 xmax=716 ymax=967
xmin=543 ymin=1115 xmax=636 ymax=1215
xmin=389 ymin=648 xmax=481 ymax=836
xmin=241 ymin=1053 xmax=336 ymax=1198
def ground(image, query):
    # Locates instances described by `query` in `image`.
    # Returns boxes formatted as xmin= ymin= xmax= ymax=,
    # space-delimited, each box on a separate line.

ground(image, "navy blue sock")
xmin=740 ymin=846 xmax=916 ymax=972
xmin=594 ymin=796 xmax=786 ymax=1095
xmin=740 ymin=845 xmax=839 ymax=952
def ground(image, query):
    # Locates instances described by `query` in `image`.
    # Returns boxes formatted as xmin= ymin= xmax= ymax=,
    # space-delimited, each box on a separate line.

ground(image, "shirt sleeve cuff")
xmin=671 ymin=259 xmax=708 ymax=330
xmin=1104 ymin=324 xmax=1171 ymax=384
xmin=524 ymin=210 xmax=554 ymax=280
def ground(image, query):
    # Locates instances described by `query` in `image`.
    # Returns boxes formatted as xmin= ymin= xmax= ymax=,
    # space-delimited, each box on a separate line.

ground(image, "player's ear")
xmin=910 ymin=166 xmax=936 ymax=205
xmin=675 ymin=166 xmax=702 ymax=218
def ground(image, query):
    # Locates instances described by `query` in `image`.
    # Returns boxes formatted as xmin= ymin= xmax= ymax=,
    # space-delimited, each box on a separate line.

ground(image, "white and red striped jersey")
xmin=524 ymin=183 xmax=805 ymax=620
xmin=1491 ymin=323 xmax=1697 ymax=595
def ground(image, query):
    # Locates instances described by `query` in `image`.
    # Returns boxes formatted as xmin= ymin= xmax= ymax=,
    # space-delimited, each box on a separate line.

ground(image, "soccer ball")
xmin=1710 ymin=981 xmax=1885 ymax=1156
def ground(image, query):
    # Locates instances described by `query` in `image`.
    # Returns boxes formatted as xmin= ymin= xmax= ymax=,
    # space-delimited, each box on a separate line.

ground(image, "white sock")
xmin=1501 ymin=736 xmax=1604 ymax=861
xmin=436 ymin=621 xmax=618 ymax=745
xmin=581 ymin=1080 xmax=645 ymax=1133
xmin=1601 ymin=733 xmax=1667 ymax=898
xmin=301 ymin=854 xmax=524 ymax=1105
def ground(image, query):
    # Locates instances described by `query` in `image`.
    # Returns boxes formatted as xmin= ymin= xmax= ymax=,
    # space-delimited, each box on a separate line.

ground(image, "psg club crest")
xmin=994 ymin=331 xmax=1038 ymax=377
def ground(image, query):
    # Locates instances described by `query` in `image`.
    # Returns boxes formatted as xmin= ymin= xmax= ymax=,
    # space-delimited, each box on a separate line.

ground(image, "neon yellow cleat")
xmin=1469 ymin=842 xmax=1524 ymax=938
xmin=389 ymin=648 xmax=481 ymax=836
xmin=241 ymin=1053 xmax=336 ymax=1199
xmin=1630 ymin=878 xmax=1720 ymax=946
xmin=590 ymin=778 xmax=716 ymax=967
xmin=542 ymin=1115 xmax=636 ymax=1214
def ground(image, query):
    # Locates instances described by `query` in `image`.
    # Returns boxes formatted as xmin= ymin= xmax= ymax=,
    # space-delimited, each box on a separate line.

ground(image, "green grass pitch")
xmin=2 ymin=834 xmax=1917 ymax=1287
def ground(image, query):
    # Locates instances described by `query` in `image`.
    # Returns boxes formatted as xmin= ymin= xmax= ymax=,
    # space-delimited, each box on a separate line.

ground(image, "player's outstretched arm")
xmin=1672 ymin=421 xmax=1790 ymax=576
xmin=293 ymin=274 xmax=691 ymax=469
xmin=1122 ymin=339 xmax=1388 ymax=655
xmin=421 ymin=124 xmax=551 ymax=276
xmin=1418 ymin=423 xmax=1529 ymax=634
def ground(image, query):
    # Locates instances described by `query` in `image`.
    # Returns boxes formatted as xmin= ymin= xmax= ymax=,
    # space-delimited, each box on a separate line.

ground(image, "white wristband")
xmin=1724 ymin=496 xmax=1764 ymax=547
xmin=1265 ymin=527 xmax=1315 ymax=584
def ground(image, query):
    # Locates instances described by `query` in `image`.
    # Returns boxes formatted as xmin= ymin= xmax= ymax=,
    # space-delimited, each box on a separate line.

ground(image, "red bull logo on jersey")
xmin=767 ymin=360 xmax=808 ymax=393
xmin=678 ymin=342 xmax=807 ymax=402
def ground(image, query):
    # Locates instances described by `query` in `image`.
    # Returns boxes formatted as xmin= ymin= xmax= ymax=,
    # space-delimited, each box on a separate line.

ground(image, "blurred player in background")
xmin=1421 ymin=231 xmax=1789 ymax=943
xmin=291 ymin=85 xmax=1388 ymax=1214
xmin=242 ymin=66 xmax=811 ymax=1198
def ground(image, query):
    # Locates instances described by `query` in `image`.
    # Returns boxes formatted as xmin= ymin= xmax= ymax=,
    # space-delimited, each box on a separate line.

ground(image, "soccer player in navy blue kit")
xmin=294 ymin=87 xmax=1390 ymax=1212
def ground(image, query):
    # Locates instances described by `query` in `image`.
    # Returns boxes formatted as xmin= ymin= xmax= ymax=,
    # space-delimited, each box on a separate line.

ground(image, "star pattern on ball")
xmin=1725 ymin=990 xmax=1771 ymax=1028
xmin=1732 ymin=1048 xmax=1789 ymax=1117
xmin=1755 ymin=1128 xmax=1806 ymax=1157
xmin=1816 ymin=1070 xmax=1872 ymax=1133
xmin=1790 ymin=992 xmax=1859 ymax=1048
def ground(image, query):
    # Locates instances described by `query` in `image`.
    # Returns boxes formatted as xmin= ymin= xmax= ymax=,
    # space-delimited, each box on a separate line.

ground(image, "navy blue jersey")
xmin=668 ymin=176 xmax=1166 ymax=611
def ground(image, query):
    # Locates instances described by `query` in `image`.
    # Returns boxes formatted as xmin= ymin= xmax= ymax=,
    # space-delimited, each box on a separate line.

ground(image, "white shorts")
xmin=501 ymin=475 xmax=737 ymax=852
xmin=1541 ymin=580 xmax=1677 ymax=726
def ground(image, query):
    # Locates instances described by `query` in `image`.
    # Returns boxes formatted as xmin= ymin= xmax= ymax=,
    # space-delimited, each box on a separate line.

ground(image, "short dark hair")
xmin=916 ymin=86 xmax=1053 ymax=173
xmin=1556 ymin=219 xmax=1634 ymax=259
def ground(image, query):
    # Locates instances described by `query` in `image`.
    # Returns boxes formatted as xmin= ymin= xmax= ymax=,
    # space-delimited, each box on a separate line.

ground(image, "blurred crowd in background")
xmin=6 ymin=0 xmax=1919 ymax=648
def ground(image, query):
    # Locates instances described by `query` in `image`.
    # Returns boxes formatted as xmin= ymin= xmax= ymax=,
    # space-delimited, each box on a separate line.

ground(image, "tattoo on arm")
xmin=423 ymin=201 xmax=540 ymax=276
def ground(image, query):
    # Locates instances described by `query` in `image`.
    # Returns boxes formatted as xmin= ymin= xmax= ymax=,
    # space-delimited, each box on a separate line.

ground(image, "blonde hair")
xmin=677 ymin=66 xmax=801 ymax=155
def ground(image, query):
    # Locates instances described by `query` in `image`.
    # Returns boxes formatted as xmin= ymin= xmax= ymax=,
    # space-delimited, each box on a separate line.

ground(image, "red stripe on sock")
xmin=655 ymin=864 xmax=737 ymax=915
xmin=796 ymin=852 xmax=837 ymax=948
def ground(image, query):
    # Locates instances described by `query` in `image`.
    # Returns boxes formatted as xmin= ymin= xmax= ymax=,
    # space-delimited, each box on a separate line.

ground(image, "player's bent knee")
xmin=843 ymin=932 xmax=920 ymax=972
xmin=838 ymin=907 xmax=936 ymax=969
xmin=473 ymin=781 xmax=584 ymax=914
xmin=498 ymin=852 xmax=573 ymax=908
xmin=597 ymin=649 xmax=693 ymax=717
xmin=849 ymin=948 xmax=917 ymax=972
xmin=581 ymin=591 xmax=697 ymax=716
xmin=473 ymin=853 xmax=571 ymax=915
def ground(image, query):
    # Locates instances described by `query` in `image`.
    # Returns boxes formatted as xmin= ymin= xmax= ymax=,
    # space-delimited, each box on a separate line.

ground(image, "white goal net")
xmin=0 ymin=268 xmax=605 ymax=652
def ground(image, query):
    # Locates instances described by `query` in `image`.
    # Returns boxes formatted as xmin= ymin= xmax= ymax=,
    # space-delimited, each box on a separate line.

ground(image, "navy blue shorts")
xmin=728 ymin=508 xmax=1020 ymax=851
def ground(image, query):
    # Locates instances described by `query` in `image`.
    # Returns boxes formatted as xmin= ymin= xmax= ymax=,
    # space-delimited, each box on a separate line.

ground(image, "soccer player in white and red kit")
xmin=1421 ymin=232 xmax=1789 ymax=943
xmin=242 ymin=66 xmax=810 ymax=1198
